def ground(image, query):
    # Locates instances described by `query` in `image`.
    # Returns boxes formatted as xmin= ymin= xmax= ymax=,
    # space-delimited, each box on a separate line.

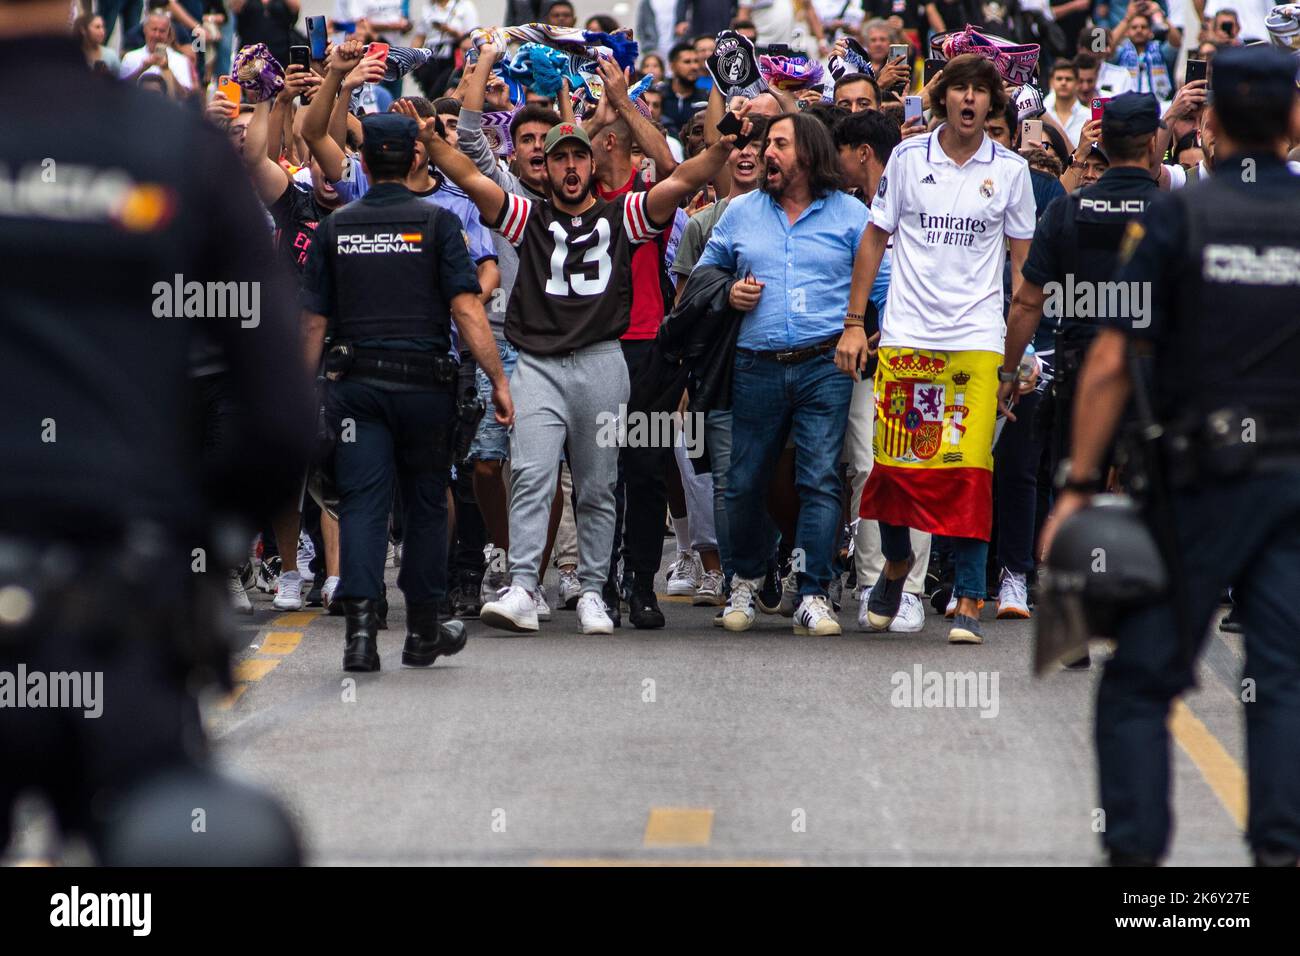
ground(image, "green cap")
xmin=543 ymin=122 xmax=592 ymax=154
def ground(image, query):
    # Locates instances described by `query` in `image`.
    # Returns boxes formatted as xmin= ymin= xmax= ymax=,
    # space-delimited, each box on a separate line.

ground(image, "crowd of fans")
xmin=71 ymin=0 xmax=1300 ymax=642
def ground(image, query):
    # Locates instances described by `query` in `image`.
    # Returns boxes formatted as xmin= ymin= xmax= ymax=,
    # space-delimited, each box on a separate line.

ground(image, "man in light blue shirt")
xmin=694 ymin=111 xmax=874 ymax=636
xmin=697 ymin=171 xmax=880 ymax=351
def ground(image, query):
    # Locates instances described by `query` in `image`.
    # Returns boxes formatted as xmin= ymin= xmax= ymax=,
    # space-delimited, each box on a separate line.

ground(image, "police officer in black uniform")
xmin=1003 ymin=92 xmax=1166 ymax=668
xmin=301 ymin=113 xmax=513 ymax=673
xmin=1041 ymin=47 xmax=1300 ymax=866
xmin=0 ymin=0 xmax=314 ymax=863
xmin=1004 ymin=92 xmax=1165 ymax=477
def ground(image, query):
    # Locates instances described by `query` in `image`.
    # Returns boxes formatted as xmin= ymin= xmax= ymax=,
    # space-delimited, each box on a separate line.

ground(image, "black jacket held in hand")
xmin=628 ymin=267 xmax=744 ymax=420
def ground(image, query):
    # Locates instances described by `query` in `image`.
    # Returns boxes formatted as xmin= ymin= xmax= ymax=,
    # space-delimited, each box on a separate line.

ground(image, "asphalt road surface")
xmin=205 ymin=548 xmax=1251 ymax=866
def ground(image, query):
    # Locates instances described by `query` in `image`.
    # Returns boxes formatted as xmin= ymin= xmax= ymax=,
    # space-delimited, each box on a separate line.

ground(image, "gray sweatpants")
xmin=507 ymin=342 xmax=628 ymax=594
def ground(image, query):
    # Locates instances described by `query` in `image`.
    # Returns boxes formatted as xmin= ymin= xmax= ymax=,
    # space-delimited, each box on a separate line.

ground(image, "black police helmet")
xmin=1034 ymin=495 xmax=1167 ymax=672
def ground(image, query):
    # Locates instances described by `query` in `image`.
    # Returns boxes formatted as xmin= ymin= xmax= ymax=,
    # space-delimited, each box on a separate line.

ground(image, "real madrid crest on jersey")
xmin=877 ymin=174 xmax=888 ymax=198
xmin=571 ymin=216 xmax=583 ymax=227
xmin=980 ymin=178 xmax=995 ymax=199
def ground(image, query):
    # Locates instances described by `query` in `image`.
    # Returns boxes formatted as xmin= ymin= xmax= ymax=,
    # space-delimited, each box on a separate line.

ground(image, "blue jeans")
xmin=1097 ymin=470 xmax=1300 ymax=861
xmin=468 ymin=339 xmax=518 ymax=462
xmin=726 ymin=350 xmax=852 ymax=596
xmin=881 ymin=523 xmax=987 ymax=600
xmin=327 ymin=379 xmax=454 ymax=605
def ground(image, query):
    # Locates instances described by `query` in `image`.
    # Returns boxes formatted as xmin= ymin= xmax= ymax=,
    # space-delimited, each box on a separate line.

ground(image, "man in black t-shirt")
xmin=422 ymin=112 xmax=746 ymax=635
xmin=228 ymin=82 xmax=341 ymax=610
xmin=235 ymin=73 xmax=341 ymax=279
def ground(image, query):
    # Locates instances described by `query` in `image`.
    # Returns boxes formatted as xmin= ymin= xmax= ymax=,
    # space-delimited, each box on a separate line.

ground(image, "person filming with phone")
xmin=1109 ymin=1 xmax=1183 ymax=104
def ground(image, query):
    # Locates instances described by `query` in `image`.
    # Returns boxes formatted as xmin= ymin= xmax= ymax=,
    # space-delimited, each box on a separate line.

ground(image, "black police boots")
xmin=341 ymin=598 xmax=382 ymax=672
xmin=627 ymin=572 xmax=665 ymax=629
xmin=401 ymin=602 xmax=468 ymax=667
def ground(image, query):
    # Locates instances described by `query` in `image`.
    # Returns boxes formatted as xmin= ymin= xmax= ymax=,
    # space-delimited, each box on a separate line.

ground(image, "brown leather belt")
xmin=736 ymin=334 xmax=841 ymax=365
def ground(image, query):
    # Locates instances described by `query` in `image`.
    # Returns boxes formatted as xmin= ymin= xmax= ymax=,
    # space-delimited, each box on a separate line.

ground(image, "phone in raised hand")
xmin=306 ymin=16 xmax=328 ymax=60
xmin=217 ymin=74 xmax=241 ymax=114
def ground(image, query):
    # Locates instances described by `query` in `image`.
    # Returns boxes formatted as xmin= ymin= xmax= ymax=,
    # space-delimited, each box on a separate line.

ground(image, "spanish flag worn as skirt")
xmin=858 ymin=348 xmax=1001 ymax=542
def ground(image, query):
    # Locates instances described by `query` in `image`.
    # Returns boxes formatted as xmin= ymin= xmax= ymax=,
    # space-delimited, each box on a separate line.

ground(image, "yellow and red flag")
xmin=858 ymin=347 xmax=1001 ymax=541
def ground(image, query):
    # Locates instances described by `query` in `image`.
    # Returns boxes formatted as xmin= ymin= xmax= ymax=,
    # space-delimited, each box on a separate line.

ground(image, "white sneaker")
xmin=722 ymin=576 xmax=761 ymax=631
xmin=273 ymin=570 xmax=304 ymax=610
xmin=996 ymin=569 xmax=1031 ymax=619
xmin=533 ymin=586 xmax=552 ymax=622
xmin=228 ymin=570 xmax=253 ymax=615
xmin=794 ymin=594 xmax=842 ymax=636
xmin=888 ymin=592 xmax=925 ymax=633
xmin=296 ymin=532 xmax=316 ymax=584
xmin=558 ymin=567 xmax=582 ymax=609
xmin=576 ymin=591 xmax=614 ymax=634
xmin=777 ymin=569 xmax=800 ymax=617
xmin=665 ymin=549 xmax=702 ymax=595
xmin=480 ymin=584 xmax=540 ymax=633
xmin=321 ymin=575 xmax=339 ymax=609
xmin=694 ymin=570 xmax=725 ymax=606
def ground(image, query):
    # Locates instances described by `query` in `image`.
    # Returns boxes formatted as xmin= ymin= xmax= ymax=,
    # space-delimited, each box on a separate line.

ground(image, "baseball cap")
xmin=361 ymin=113 xmax=418 ymax=152
xmin=1211 ymin=45 xmax=1299 ymax=108
xmin=543 ymin=122 xmax=592 ymax=155
xmin=1101 ymin=93 xmax=1163 ymax=137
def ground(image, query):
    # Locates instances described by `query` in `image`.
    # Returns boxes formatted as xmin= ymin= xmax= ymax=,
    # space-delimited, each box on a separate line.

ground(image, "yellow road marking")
xmin=233 ymin=658 xmax=280 ymax=682
xmin=218 ymin=611 xmax=316 ymax=713
xmin=1169 ymin=699 xmax=1247 ymax=829
xmin=644 ymin=807 xmax=714 ymax=847
xmin=272 ymin=611 xmax=318 ymax=628
xmin=539 ymin=859 xmax=798 ymax=867
xmin=260 ymin=631 xmax=303 ymax=655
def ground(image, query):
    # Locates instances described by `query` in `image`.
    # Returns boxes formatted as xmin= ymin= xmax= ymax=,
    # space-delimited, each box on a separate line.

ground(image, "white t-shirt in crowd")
xmin=420 ymin=0 xmax=479 ymax=59
xmin=1096 ymin=60 xmax=1135 ymax=97
xmin=1044 ymin=94 xmax=1091 ymax=149
xmin=119 ymin=45 xmax=194 ymax=90
xmin=812 ymin=0 xmax=865 ymax=32
xmin=1172 ymin=0 xmax=1274 ymax=41
xmin=749 ymin=0 xmax=796 ymax=45
xmin=649 ymin=0 xmax=677 ymax=58
xmin=871 ymin=126 xmax=1036 ymax=353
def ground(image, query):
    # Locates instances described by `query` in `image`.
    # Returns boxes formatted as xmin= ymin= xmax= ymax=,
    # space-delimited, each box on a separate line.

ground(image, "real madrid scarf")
xmin=929 ymin=26 xmax=1040 ymax=87
xmin=468 ymin=24 xmax=639 ymax=73
xmin=707 ymin=30 xmax=767 ymax=100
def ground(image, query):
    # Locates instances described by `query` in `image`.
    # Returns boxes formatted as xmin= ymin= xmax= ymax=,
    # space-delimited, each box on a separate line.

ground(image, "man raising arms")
xmin=409 ymin=98 xmax=751 ymax=634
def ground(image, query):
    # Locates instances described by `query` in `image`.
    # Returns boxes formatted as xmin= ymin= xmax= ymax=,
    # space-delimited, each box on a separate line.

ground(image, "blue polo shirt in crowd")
xmin=694 ymin=187 xmax=887 ymax=351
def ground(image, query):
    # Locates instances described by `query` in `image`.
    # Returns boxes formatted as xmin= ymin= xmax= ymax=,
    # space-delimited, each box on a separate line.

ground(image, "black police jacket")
xmin=1117 ymin=154 xmax=1300 ymax=427
xmin=0 ymin=35 xmax=315 ymax=541
xmin=301 ymin=182 xmax=480 ymax=349
xmin=1022 ymin=165 xmax=1161 ymax=354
